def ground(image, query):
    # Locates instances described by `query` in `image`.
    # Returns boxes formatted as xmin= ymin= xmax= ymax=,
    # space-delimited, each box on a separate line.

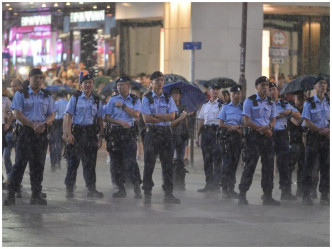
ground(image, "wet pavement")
xmin=2 ymin=144 xmax=330 ymax=247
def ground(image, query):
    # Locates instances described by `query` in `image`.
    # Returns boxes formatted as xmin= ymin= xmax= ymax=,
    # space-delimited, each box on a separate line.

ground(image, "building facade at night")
xmin=2 ymin=2 xmax=330 ymax=95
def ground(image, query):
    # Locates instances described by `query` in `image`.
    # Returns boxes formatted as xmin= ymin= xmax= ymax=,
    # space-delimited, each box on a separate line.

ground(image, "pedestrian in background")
xmin=49 ymin=92 xmax=68 ymax=171
xmin=4 ymin=68 xmax=55 ymax=205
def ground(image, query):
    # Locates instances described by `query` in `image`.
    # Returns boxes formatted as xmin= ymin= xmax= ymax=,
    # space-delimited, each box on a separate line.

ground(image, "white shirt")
xmin=2 ymin=96 xmax=12 ymax=124
xmin=198 ymin=98 xmax=222 ymax=125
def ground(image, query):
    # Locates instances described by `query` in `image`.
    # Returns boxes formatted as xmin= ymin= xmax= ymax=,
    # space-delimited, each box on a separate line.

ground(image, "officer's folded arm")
xmin=104 ymin=114 xmax=131 ymax=129
xmin=155 ymin=112 xmax=175 ymax=122
xmin=304 ymin=118 xmax=329 ymax=136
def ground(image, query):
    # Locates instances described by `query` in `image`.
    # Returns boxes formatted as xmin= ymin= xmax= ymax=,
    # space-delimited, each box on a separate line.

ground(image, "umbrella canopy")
xmin=100 ymin=80 xmax=147 ymax=97
xmin=162 ymin=81 xmax=207 ymax=113
xmin=163 ymin=74 xmax=189 ymax=84
xmin=280 ymin=75 xmax=317 ymax=95
xmin=45 ymin=85 xmax=76 ymax=95
xmin=206 ymin=77 xmax=237 ymax=89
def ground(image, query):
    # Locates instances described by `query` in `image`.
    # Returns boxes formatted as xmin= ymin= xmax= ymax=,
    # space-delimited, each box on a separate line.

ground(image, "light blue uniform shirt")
xmin=65 ymin=92 xmax=102 ymax=125
xmin=105 ymin=94 xmax=141 ymax=127
xmin=302 ymin=95 xmax=330 ymax=128
xmin=11 ymin=86 xmax=55 ymax=122
xmin=218 ymin=101 xmax=243 ymax=125
xmin=274 ymin=100 xmax=299 ymax=131
xmin=55 ymin=98 xmax=69 ymax=120
xmin=141 ymin=91 xmax=178 ymax=126
xmin=242 ymin=93 xmax=278 ymax=126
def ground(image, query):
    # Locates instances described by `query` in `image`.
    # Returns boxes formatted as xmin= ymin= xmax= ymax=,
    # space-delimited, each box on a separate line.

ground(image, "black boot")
xmin=197 ymin=184 xmax=211 ymax=193
xmin=30 ymin=192 xmax=47 ymax=205
xmin=16 ymin=185 xmax=23 ymax=198
xmin=302 ymin=194 xmax=313 ymax=206
xmin=112 ymin=186 xmax=127 ymax=198
xmin=320 ymin=193 xmax=329 ymax=206
xmin=144 ymin=191 xmax=152 ymax=204
xmin=228 ymin=188 xmax=239 ymax=199
xmin=221 ymin=188 xmax=231 ymax=199
xmin=262 ymin=193 xmax=280 ymax=206
xmin=281 ymin=190 xmax=297 ymax=201
xmin=87 ymin=187 xmax=104 ymax=198
xmin=134 ymin=184 xmax=142 ymax=199
xmin=238 ymin=191 xmax=248 ymax=205
xmin=66 ymin=186 xmax=74 ymax=198
xmin=164 ymin=193 xmax=181 ymax=204
xmin=4 ymin=191 xmax=15 ymax=206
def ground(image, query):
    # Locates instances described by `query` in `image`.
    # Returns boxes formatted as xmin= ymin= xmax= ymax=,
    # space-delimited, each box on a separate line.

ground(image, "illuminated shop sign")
xmin=21 ymin=15 xmax=51 ymax=26
xmin=70 ymin=10 xmax=105 ymax=23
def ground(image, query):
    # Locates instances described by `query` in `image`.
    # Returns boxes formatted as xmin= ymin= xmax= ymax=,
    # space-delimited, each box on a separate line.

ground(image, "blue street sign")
xmin=2 ymin=52 xmax=10 ymax=59
xmin=183 ymin=42 xmax=202 ymax=50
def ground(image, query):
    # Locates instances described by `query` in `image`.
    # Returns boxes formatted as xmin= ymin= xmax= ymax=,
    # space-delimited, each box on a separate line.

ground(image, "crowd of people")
xmin=2 ymin=66 xmax=329 ymax=207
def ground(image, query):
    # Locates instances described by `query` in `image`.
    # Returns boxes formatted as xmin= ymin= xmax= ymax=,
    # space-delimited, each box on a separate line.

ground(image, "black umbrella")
xmin=206 ymin=77 xmax=237 ymax=89
xmin=163 ymin=74 xmax=189 ymax=84
xmin=280 ymin=75 xmax=317 ymax=95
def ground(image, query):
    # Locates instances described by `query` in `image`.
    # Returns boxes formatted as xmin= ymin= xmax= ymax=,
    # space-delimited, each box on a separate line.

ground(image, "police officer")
xmin=141 ymin=71 xmax=180 ymax=204
xmin=104 ymin=76 xmax=142 ymax=199
xmin=4 ymin=68 xmax=55 ymax=205
xmin=197 ymin=83 xmax=223 ymax=193
xmin=218 ymin=84 xmax=243 ymax=199
xmin=63 ymin=73 xmax=104 ymax=199
xmin=269 ymin=82 xmax=300 ymax=200
xmin=301 ymin=76 xmax=329 ymax=206
xmin=287 ymin=92 xmax=306 ymax=197
xmin=170 ymin=87 xmax=189 ymax=191
xmin=49 ymin=92 xmax=68 ymax=171
xmin=238 ymin=76 xmax=279 ymax=206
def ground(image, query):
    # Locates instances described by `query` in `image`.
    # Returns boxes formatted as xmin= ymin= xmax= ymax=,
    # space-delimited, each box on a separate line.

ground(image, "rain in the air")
xmin=2 ymin=2 xmax=330 ymax=247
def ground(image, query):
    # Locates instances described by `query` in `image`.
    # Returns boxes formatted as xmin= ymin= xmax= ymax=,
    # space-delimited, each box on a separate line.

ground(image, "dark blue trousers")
xmin=8 ymin=126 xmax=48 ymax=194
xmin=221 ymin=132 xmax=242 ymax=190
xmin=289 ymin=142 xmax=305 ymax=191
xmin=302 ymin=132 xmax=329 ymax=196
xmin=65 ymin=126 xmax=98 ymax=189
xmin=48 ymin=119 xmax=64 ymax=165
xmin=200 ymin=127 xmax=222 ymax=188
xmin=273 ymin=130 xmax=292 ymax=192
xmin=142 ymin=127 xmax=173 ymax=194
xmin=239 ymin=131 xmax=274 ymax=194
xmin=109 ymin=127 xmax=142 ymax=188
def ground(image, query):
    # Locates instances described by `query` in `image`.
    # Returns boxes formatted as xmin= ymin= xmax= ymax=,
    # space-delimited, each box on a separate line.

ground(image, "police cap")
xmin=255 ymin=76 xmax=269 ymax=85
xmin=150 ymin=71 xmax=164 ymax=80
xmin=209 ymin=83 xmax=221 ymax=90
xmin=230 ymin=84 xmax=242 ymax=92
xmin=116 ymin=76 xmax=131 ymax=84
xmin=269 ymin=82 xmax=277 ymax=88
xmin=314 ymin=75 xmax=328 ymax=85
xmin=80 ymin=73 xmax=94 ymax=83
xmin=29 ymin=68 xmax=43 ymax=77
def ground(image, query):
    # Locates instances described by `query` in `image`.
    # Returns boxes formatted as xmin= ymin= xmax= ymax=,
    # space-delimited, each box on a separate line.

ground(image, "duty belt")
xmin=273 ymin=129 xmax=288 ymax=135
xmin=202 ymin=124 xmax=218 ymax=130
xmin=147 ymin=125 xmax=171 ymax=133
xmin=72 ymin=124 xmax=95 ymax=133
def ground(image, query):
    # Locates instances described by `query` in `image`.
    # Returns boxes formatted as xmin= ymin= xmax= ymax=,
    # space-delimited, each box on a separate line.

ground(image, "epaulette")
xmin=41 ymin=88 xmax=51 ymax=98
xmin=130 ymin=93 xmax=138 ymax=105
xmin=144 ymin=91 xmax=154 ymax=104
xmin=19 ymin=87 xmax=29 ymax=99
xmin=324 ymin=93 xmax=330 ymax=105
xmin=217 ymin=99 xmax=223 ymax=109
xmin=239 ymin=102 xmax=244 ymax=111
xmin=267 ymin=96 xmax=273 ymax=105
xmin=280 ymin=99 xmax=287 ymax=109
xmin=91 ymin=92 xmax=100 ymax=106
xmin=248 ymin=94 xmax=258 ymax=106
xmin=74 ymin=90 xmax=82 ymax=97
xmin=306 ymin=97 xmax=316 ymax=109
